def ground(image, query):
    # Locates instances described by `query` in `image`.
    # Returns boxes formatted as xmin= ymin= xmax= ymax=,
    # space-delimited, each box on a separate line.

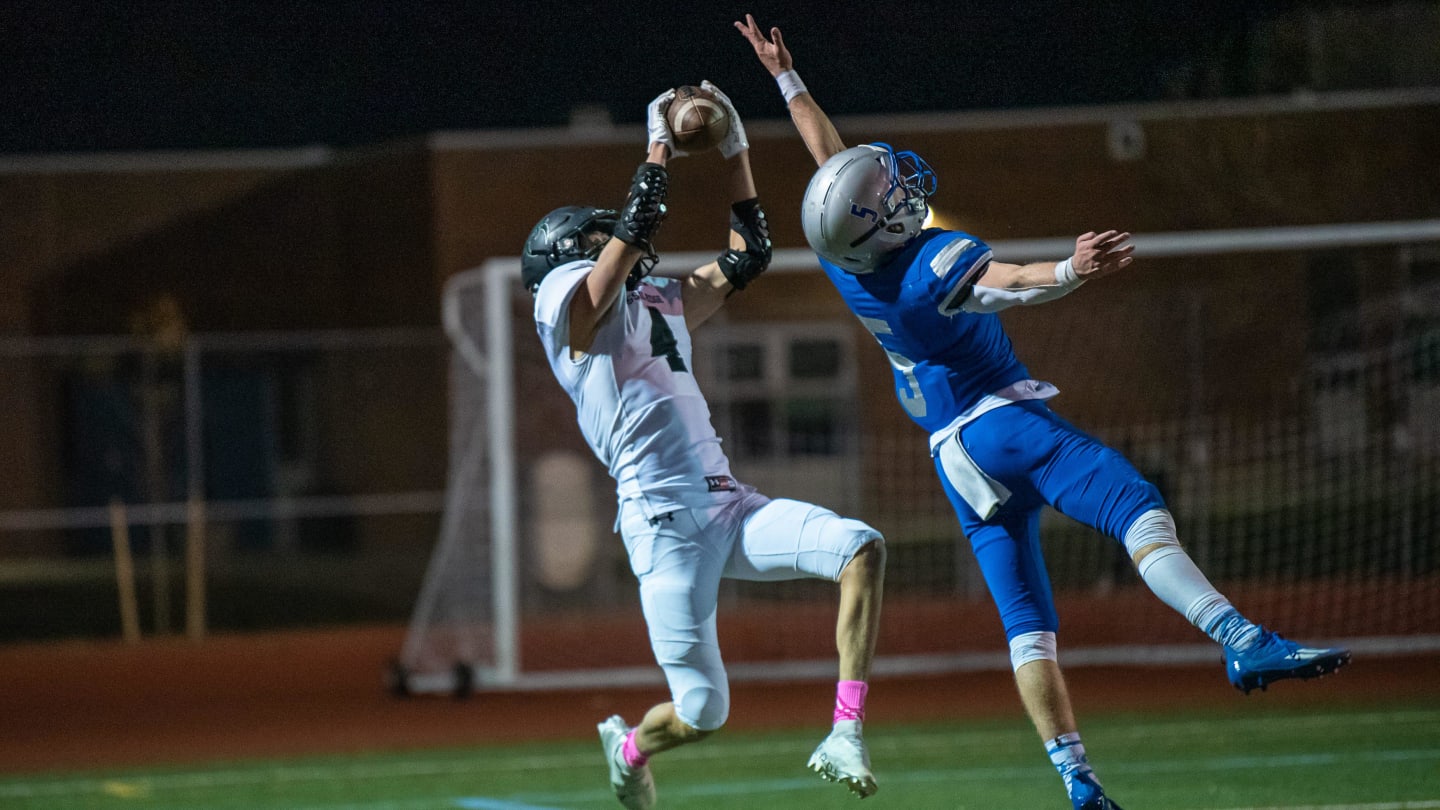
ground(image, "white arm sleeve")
xmin=959 ymin=258 xmax=1083 ymax=314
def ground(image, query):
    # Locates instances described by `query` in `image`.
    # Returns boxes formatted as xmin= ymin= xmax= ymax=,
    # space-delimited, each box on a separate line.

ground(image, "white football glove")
xmin=646 ymin=88 xmax=685 ymax=157
xmin=701 ymin=80 xmax=749 ymax=159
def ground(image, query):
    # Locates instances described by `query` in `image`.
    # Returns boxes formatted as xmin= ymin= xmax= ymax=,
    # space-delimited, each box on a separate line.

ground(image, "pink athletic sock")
xmin=834 ymin=680 xmax=868 ymax=723
xmin=622 ymin=729 xmax=649 ymax=768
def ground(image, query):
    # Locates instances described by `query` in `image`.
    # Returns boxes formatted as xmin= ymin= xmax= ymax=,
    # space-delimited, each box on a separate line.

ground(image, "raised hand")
xmin=734 ymin=13 xmax=792 ymax=76
xmin=646 ymin=88 xmax=684 ymax=158
xmin=699 ymin=80 xmax=749 ymax=159
xmin=1071 ymin=230 xmax=1135 ymax=281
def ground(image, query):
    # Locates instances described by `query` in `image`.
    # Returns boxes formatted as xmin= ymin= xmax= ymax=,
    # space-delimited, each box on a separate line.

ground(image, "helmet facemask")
xmin=548 ymin=213 xmax=615 ymax=267
xmin=557 ymin=223 xmax=612 ymax=262
xmin=858 ymin=143 xmax=935 ymax=248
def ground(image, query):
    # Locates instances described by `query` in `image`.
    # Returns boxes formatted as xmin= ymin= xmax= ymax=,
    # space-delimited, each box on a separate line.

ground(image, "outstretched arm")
xmin=684 ymin=153 xmax=762 ymax=328
xmin=569 ymin=142 xmax=670 ymax=352
xmin=961 ymin=231 xmax=1135 ymax=313
xmin=735 ymin=14 xmax=845 ymax=167
xmin=682 ymin=83 xmax=772 ymax=329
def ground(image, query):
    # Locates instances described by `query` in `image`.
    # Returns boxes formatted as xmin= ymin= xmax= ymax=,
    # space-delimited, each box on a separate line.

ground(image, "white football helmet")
xmin=801 ymin=143 xmax=937 ymax=274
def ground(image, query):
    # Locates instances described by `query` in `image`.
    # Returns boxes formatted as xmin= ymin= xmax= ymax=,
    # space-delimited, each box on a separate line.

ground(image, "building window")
xmin=698 ymin=323 xmax=856 ymax=460
xmin=694 ymin=322 xmax=860 ymax=506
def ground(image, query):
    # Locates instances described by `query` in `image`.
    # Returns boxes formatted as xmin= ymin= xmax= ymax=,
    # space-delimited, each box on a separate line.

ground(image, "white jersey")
xmin=534 ymin=262 xmax=738 ymax=517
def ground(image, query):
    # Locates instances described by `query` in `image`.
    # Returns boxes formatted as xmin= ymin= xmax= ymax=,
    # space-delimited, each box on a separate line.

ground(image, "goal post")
xmin=398 ymin=219 xmax=1440 ymax=694
xmin=393 ymin=266 xmax=517 ymax=694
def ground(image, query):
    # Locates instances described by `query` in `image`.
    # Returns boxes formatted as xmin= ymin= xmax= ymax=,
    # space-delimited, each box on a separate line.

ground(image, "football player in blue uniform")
xmin=736 ymin=15 xmax=1350 ymax=810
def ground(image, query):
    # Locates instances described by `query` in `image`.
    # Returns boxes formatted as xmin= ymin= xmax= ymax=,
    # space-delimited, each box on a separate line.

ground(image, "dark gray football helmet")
xmin=520 ymin=206 xmax=618 ymax=293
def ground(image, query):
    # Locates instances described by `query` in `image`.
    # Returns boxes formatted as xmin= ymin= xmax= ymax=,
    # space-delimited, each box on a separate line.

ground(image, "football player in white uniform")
xmin=521 ymin=84 xmax=887 ymax=808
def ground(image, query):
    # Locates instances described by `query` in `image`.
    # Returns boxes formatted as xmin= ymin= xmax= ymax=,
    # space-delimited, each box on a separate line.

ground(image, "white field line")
xmin=268 ymin=795 xmax=1440 ymax=810
xmin=0 ymin=710 xmax=1436 ymax=801
xmin=324 ymin=750 xmax=1440 ymax=810
xmin=451 ymin=798 xmax=566 ymax=810
xmin=513 ymin=749 xmax=1440 ymax=808
xmin=263 ymin=791 xmax=1440 ymax=810
xmin=1223 ymin=804 xmax=1440 ymax=810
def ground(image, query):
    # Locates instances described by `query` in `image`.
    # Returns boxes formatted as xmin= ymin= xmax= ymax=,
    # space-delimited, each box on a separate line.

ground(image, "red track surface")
xmin=1 ymin=624 xmax=1434 ymax=775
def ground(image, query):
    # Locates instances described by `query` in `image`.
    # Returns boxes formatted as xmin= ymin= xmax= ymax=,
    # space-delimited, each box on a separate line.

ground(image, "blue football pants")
xmin=933 ymin=399 xmax=1165 ymax=640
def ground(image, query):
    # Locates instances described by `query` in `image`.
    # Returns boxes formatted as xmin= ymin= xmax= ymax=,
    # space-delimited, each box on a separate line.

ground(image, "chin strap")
xmin=717 ymin=197 xmax=772 ymax=292
xmin=613 ymin=162 xmax=669 ymax=287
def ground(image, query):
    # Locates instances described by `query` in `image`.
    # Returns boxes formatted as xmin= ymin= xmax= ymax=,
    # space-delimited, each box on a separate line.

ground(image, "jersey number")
xmin=646 ymin=305 xmax=687 ymax=372
xmin=857 ymin=315 xmax=927 ymax=419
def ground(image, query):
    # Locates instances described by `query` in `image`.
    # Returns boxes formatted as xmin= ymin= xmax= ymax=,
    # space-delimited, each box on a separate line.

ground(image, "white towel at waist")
xmin=929 ymin=379 xmax=1059 ymax=520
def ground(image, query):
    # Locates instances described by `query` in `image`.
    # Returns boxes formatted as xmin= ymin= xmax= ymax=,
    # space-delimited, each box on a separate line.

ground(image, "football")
xmin=666 ymin=85 xmax=730 ymax=152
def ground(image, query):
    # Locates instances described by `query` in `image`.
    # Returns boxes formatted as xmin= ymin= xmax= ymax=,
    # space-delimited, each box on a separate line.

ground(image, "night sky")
xmin=3 ymin=1 xmax=1289 ymax=155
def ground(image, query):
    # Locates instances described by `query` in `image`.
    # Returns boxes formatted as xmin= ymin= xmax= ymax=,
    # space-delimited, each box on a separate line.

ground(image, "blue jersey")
xmin=820 ymin=228 xmax=1032 ymax=434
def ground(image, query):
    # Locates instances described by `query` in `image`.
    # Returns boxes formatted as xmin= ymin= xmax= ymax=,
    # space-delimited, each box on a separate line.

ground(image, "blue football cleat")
xmin=1069 ymin=770 xmax=1123 ymax=810
xmin=1225 ymin=629 xmax=1351 ymax=694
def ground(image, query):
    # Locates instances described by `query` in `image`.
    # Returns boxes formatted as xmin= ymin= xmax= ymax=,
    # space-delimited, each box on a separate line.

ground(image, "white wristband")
xmin=776 ymin=70 xmax=808 ymax=103
xmin=1054 ymin=257 xmax=1082 ymax=287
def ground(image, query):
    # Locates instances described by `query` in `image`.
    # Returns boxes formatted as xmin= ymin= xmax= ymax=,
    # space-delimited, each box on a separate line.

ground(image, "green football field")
xmin=2 ymin=703 xmax=1435 ymax=810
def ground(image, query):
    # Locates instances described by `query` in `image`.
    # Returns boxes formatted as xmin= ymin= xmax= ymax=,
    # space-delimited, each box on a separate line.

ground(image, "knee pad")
xmin=845 ymin=530 xmax=886 ymax=563
xmin=1009 ymin=630 xmax=1057 ymax=671
xmin=810 ymin=514 xmax=882 ymax=550
xmin=1123 ymin=508 xmax=1180 ymax=560
xmin=675 ymin=684 xmax=729 ymax=731
xmin=848 ymin=521 xmax=884 ymax=546
xmin=798 ymin=511 xmax=882 ymax=582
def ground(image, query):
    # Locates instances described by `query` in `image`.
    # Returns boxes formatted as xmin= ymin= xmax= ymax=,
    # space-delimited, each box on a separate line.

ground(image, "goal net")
xmin=393 ymin=268 xmax=511 ymax=693
xmin=399 ymin=220 xmax=1440 ymax=693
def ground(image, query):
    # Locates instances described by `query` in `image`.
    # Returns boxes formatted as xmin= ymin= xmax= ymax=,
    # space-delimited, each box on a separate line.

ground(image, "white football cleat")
xmin=807 ymin=719 xmax=878 ymax=798
xmin=597 ymin=715 xmax=656 ymax=810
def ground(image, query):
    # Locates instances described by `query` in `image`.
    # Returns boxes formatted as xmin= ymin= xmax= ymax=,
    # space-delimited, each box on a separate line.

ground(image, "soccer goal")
xmin=397 ymin=219 xmax=1440 ymax=694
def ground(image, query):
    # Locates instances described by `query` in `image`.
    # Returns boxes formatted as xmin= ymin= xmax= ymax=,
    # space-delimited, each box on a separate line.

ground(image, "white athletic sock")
xmin=1126 ymin=510 xmax=1261 ymax=650
xmin=1046 ymin=733 xmax=1099 ymax=799
xmin=1202 ymin=605 xmax=1263 ymax=651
